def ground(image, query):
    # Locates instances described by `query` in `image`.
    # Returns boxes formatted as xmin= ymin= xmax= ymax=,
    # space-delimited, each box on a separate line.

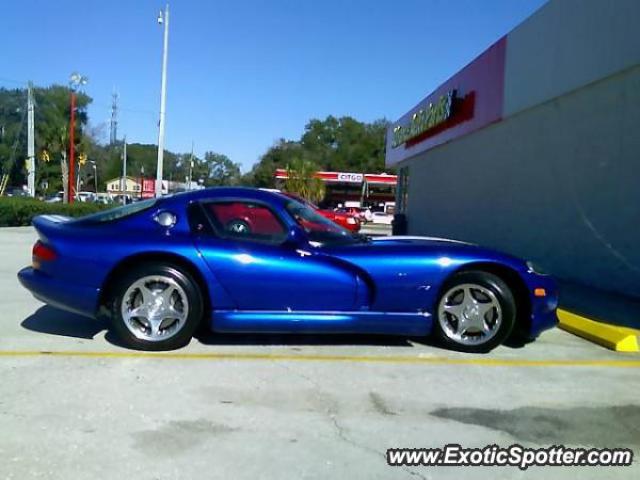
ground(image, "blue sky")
xmin=0 ymin=0 xmax=546 ymax=171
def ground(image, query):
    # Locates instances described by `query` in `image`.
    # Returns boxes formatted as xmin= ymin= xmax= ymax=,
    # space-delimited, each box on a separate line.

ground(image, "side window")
xmin=187 ymin=202 xmax=214 ymax=235
xmin=203 ymin=201 xmax=287 ymax=244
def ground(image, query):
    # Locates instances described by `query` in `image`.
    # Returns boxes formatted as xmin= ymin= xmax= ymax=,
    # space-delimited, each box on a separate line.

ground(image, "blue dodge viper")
xmin=18 ymin=188 xmax=558 ymax=352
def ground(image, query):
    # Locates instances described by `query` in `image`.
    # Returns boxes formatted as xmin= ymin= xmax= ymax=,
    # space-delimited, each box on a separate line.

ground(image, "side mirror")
xmin=284 ymin=225 xmax=308 ymax=248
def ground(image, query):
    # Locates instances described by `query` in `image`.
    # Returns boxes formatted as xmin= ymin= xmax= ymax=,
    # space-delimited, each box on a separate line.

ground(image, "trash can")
xmin=392 ymin=213 xmax=407 ymax=235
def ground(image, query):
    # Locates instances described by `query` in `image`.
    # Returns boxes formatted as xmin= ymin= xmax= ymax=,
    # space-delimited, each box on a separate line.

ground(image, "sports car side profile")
xmin=18 ymin=188 xmax=558 ymax=352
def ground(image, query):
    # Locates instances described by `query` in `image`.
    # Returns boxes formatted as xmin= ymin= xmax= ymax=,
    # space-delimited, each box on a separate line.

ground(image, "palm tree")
xmin=43 ymin=125 xmax=69 ymax=203
xmin=284 ymin=157 xmax=325 ymax=204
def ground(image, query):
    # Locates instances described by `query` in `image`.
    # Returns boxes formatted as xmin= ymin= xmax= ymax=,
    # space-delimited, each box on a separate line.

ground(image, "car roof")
xmin=164 ymin=186 xmax=292 ymax=207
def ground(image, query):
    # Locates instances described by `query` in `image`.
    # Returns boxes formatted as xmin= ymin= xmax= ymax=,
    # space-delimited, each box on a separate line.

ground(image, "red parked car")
xmin=282 ymin=193 xmax=361 ymax=232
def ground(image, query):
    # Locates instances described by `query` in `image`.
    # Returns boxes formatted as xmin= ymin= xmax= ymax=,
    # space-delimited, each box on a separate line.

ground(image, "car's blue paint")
xmin=212 ymin=310 xmax=430 ymax=336
xmin=18 ymin=267 xmax=99 ymax=317
xmin=194 ymin=236 xmax=359 ymax=311
xmin=17 ymin=187 xmax=558 ymax=341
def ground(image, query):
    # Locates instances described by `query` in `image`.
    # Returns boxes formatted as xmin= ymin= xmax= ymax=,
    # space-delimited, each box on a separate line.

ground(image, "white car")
xmin=371 ymin=211 xmax=393 ymax=225
xmin=76 ymin=191 xmax=96 ymax=203
xmin=45 ymin=192 xmax=64 ymax=203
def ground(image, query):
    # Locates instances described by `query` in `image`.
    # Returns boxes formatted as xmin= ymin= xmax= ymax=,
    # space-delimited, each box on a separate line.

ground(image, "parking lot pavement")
xmin=1 ymin=227 xmax=639 ymax=480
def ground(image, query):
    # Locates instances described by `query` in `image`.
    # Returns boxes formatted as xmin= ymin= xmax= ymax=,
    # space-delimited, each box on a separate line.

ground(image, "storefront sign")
xmin=337 ymin=172 xmax=364 ymax=183
xmin=391 ymin=90 xmax=456 ymax=148
xmin=385 ymin=37 xmax=506 ymax=166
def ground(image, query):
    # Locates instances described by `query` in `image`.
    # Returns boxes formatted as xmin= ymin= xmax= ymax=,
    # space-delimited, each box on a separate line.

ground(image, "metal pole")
xmin=68 ymin=92 xmax=76 ymax=204
xmin=155 ymin=3 xmax=169 ymax=197
xmin=188 ymin=141 xmax=194 ymax=191
xmin=122 ymin=136 xmax=127 ymax=205
xmin=27 ymin=82 xmax=35 ymax=197
xmin=77 ymin=163 xmax=81 ymax=195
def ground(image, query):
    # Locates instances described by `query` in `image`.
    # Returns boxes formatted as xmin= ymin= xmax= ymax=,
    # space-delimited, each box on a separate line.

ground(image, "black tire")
xmin=108 ymin=262 xmax=204 ymax=351
xmin=432 ymin=270 xmax=516 ymax=353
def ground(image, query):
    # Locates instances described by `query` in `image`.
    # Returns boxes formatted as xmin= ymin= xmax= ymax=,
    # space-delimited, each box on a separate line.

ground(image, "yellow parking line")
xmin=0 ymin=349 xmax=638 ymax=367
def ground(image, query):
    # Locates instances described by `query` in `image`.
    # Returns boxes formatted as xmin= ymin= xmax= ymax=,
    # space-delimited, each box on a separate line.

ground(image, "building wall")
xmin=106 ymin=177 xmax=140 ymax=194
xmin=504 ymin=0 xmax=640 ymax=117
xmin=403 ymin=65 xmax=640 ymax=296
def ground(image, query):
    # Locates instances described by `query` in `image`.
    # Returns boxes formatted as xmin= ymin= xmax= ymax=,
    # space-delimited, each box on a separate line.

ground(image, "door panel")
xmin=195 ymin=237 xmax=358 ymax=311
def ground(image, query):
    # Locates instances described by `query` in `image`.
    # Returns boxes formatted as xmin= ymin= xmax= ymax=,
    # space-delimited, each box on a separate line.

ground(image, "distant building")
xmin=106 ymin=176 xmax=143 ymax=196
xmin=274 ymin=169 xmax=397 ymax=208
xmin=105 ymin=176 xmax=203 ymax=198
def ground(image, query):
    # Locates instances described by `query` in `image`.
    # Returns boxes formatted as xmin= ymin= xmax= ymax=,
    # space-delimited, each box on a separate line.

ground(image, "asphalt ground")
xmin=1 ymin=227 xmax=638 ymax=480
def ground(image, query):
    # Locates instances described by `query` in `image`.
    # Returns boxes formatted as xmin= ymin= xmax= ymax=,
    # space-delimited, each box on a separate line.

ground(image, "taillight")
xmin=33 ymin=241 xmax=57 ymax=263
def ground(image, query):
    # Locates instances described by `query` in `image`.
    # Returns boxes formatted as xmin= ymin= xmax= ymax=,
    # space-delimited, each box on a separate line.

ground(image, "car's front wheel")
xmin=109 ymin=263 xmax=204 ymax=351
xmin=433 ymin=271 xmax=516 ymax=353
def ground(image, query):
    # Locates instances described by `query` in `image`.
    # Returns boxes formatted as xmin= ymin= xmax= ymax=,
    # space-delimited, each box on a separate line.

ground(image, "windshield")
xmin=74 ymin=198 xmax=157 ymax=224
xmin=285 ymin=200 xmax=359 ymax=246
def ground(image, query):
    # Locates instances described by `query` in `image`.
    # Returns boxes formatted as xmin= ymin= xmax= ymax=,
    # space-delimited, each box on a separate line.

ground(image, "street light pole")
xmin=27 ymin=82 xmax=35 ymax=197
xmin=155 ymin=3 xmax=170 ymax=197
xmin=90 ymin=161 xmax=98 ymax=194
xmin=122 ymin=136 xmax=127 ymax=205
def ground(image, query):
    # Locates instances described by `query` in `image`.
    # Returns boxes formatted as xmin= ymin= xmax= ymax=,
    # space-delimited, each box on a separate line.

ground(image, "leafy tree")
xmin=0 ymin=88 xmax=27 ymax=186
xmin=35 ymin=85 xmax=91 ymax=199
xmin=248 ymin=116 xmax=391 ymax=191
xmin=244 ymin=139 xmax=302 ymax=188
xmin=1 ymin=85 xmax=90 ymax=197
xmin=193 ymin=152 xmax=241 ymax=187
xmin=284 ymin=157 xmax=325 ymax=204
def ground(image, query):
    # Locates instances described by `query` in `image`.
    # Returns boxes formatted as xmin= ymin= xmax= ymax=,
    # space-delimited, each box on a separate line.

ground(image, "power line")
xmin=0 ymin=76 xmax=28 ymax=87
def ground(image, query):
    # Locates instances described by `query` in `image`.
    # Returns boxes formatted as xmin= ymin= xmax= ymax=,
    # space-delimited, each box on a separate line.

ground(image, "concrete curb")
xmin=558 ymin=309 xmax=639 ymax=352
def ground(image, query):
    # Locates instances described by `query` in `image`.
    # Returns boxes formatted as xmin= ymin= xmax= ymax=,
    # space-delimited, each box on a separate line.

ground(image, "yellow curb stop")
xmin=558 ymin=309 xmax=640 ymax=352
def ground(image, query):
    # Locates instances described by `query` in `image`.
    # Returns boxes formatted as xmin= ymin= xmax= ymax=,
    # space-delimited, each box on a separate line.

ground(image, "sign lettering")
xmin=392 ymin=90 xmax=456 ymax=148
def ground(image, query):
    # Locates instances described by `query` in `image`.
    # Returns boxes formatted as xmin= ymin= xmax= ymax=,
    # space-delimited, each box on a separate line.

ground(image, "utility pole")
xmin=155 ymin=3 xmax=170 ymax=197
xmin=121 ymin=136 xmax=127 ymax=205
xmin=27 ymin=82 xmax=35 ymax=197
xmin=110 ymin=89 xmax=118 ymax=145
xmin=188 ymin=141 xmax=194 ymax=191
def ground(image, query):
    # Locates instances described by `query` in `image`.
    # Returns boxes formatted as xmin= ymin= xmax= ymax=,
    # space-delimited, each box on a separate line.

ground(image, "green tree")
xmin=35 ymin=85 xmax=91 ymax=199
xmin=194 ymin=152 xmax=241 ymax=186
xmin=246 ymin=116 xmax=391 ymax=188
xmin=284 ymin=157 xmax=325 ymax=204
xmin=244 ymin=139 xmax=301 ymax=188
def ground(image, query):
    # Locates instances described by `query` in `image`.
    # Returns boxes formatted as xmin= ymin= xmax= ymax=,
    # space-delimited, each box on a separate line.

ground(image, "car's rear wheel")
xmin=109 ymin=263 xmax=203 ymax=351
xmin=433 ymin=271 xmax=516 ymax=353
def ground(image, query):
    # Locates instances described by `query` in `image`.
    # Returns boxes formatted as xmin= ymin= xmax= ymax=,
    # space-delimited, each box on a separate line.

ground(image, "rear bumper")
xmin=18 ymin=267 xmax=99 ymax=318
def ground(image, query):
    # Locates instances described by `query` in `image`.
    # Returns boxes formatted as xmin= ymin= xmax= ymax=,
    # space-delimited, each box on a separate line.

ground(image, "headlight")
xmin=526 ymin=261 xmax=548 ymax=275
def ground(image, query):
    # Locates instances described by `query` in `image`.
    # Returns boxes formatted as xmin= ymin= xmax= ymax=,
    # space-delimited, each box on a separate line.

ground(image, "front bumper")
xmin=526 ymin=273 xmax=559 ymax=339
xmin=18 ymin=267 xmax=100 ymax=318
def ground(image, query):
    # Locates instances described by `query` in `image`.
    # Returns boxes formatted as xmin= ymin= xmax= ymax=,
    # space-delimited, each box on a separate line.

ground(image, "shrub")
xmin=0 ymin=197 xmax=111 ymax=227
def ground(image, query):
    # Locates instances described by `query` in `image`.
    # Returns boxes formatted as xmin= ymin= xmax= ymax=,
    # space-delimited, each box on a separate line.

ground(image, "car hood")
xmin=323 ymin=235 xmax=526 ymax=271
xmin=369 ymin=235 xmax=473 ymax=248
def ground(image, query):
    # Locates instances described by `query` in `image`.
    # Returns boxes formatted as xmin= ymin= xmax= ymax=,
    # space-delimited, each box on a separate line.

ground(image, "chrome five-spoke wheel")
xmin=433 ymin=271 xmax=515 ymax=352
xmin=121 ymin=275 xmax=189 ymax=342
xmin=437 ymin=282 xmax=504 ymax=347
